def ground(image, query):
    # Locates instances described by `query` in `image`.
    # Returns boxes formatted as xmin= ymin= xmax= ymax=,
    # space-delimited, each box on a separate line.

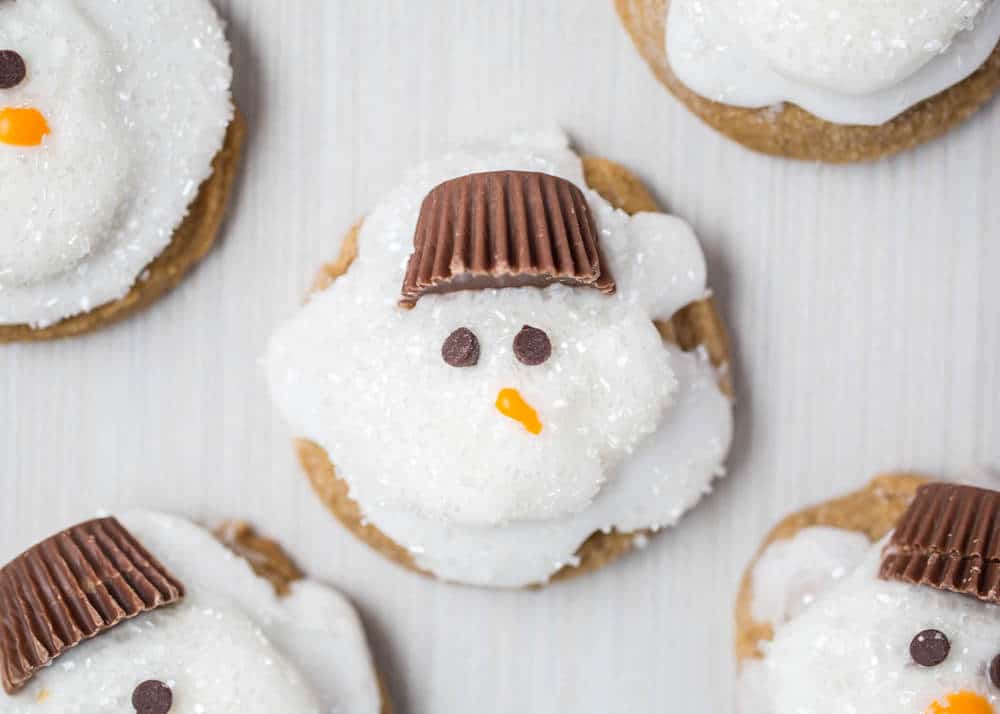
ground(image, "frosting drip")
xmin=667 ymin=0 xmax=1000 ymax=125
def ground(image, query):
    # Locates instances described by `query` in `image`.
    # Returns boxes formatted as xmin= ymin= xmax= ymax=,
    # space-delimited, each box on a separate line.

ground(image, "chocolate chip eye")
xmin=910 ymin=629 xmax=950 ymax=667
xmin=0 ymin=50 xmax=26 ymax=89
xmin=990 ymin=654 xmax=1000 ymax=689
xmin=513 ymin=325 xmax=552 ymax=366
xmin=132 ymin=680 xmax=173 ymax=714
xmin=442 ymin=327 xmax=480 ymax=367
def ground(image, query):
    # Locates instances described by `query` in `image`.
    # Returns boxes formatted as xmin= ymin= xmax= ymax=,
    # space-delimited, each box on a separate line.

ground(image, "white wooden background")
xmin=3 ymin=1 xmax=1000 ymax=712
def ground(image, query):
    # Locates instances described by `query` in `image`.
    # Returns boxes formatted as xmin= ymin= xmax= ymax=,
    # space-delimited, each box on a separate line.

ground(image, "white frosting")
xmin=0 ymin=0 xmax=233 ymax=327
xmin=667 ymin=0 xmax=1000 ymax=125
xmin=1 ymin=512 xmax=381 ymax=714
xmin=747 ymin=537 xmax=1000 ymax=713
xmin=266 ymin=130 xmax=733 ymax=587
xmin=750 ymin=526 xmax=871 ymax=626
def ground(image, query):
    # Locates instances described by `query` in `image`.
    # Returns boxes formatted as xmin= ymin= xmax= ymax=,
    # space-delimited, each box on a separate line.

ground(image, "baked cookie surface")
xmin=615 ymin=0 xmax=1000 ymax=162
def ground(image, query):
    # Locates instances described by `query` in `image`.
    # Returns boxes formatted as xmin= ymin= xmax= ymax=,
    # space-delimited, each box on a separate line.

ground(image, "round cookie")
xmin=0 ymin=0 xmax=244 ymax=342
xmin=735 ymin=473 xmax=927 ymax=663
xmin=0 ymin=514 xmax=388 ymax=713
xmin=734 ymin=478 xmax=1000 ymax=713
xmin=615 ymin=0 xmax=1000 ymax=162
xmin=290 ymin=153 xmax=732 ymax=587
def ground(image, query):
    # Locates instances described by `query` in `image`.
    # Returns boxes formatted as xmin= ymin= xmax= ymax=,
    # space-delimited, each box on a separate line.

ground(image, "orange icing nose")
xmin=0 ymin=107 xmax=50 ymax=146
xmin=927 ymin=691 xmax=994 ymax=714
xmin=495 ymin=388 xmax=542 ymax=435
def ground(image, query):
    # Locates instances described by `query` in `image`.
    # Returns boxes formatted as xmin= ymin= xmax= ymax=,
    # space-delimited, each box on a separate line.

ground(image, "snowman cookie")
xmin=266 ymin=130 xmax=734 ymax=588
xmin=735 ymin=475 xmax=1000 ymax=713
xmin=0 ymin=513 xmax=387 ymax=713
xmin=0 ymin=0 xmax=244 ymax=342
xmin=615 ymin=0 xmax=1000 ymax=162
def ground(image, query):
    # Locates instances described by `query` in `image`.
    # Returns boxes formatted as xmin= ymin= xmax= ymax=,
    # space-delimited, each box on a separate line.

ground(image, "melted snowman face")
xmin=267 ymin=133 xmax=716 ymax=528
xmin=761 ymin=545 xmax=1000 ymax=714
xmin=0 ymin=1 xmax=128 ymax=287
xmin=268 ymin=133 xmax=734 ymax=585
xmin=0 ymin=0 xmax=232 ymax=328
xmin=0 ymin=512 xmax=381 ymax=714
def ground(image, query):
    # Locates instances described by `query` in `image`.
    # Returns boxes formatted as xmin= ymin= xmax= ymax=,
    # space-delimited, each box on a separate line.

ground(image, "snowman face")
xmin=268 ymin=156 xmax=712 ymax=528
xmin=763 ymin=546 xmax=1000 ymax=713
xmin=282 ymin=282 xmax=678 ymax=527
xmin=0 ymin=0 xmax=128 ymax=287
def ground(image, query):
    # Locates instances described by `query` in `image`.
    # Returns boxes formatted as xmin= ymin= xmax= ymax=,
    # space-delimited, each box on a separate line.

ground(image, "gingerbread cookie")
xmin=735 ymin=476 xmax=1000 ymax=713
xmin=266 ymin=130 xmax=734 ymax=588
xmin=0 ymin=0 xmax=243 ymax=342
xmin=0 ymin=513 xmax=386 ymax=713
xmin=615 ymin=0 xmax=1000 ymax=162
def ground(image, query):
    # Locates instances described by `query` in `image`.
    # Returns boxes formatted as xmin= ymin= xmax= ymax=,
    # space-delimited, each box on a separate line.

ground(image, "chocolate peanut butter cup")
xmin=400 ymin=171 xmax=615 ymax=306
xmin=0 ymin=518 xmax=184 ymax=693
xmin=880 ymin=483 xmax=1000 ymax=604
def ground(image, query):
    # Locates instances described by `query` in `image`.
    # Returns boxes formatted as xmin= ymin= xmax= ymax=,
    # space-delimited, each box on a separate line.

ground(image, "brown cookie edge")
xmin=213 ymin=520 xmax=393 ymax=714
xmin=0 ymin=110 xmax=247 ymax=343
xmin=296 ymin=155 xmax=733 ymax=587
xmin=733 ymin=472 xmax=929 ymax=666
xmin=614 ymin=0 xmax=1000 ymax=163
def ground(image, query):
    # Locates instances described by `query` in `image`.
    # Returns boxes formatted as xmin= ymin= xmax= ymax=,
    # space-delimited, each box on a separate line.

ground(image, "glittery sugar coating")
xmin=0 ymin=0 xmax=233 ymax=327
xmin=0 ymin=512 xmax=383 ymax=714
xmin=267 ymin=131 xmax=734 ymax=587
xmin=667 ymin=0 xmax=1000 ymax=125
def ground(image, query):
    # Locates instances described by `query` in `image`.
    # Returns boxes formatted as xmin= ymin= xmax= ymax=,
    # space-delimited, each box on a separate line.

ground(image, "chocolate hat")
xmin=400 ymin=171 xmax=616 ymax=307
xmin=880 ymin=483 xmax=1000 ymax=604
xmin=0 ymin=518 xmax=184 ymax=694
